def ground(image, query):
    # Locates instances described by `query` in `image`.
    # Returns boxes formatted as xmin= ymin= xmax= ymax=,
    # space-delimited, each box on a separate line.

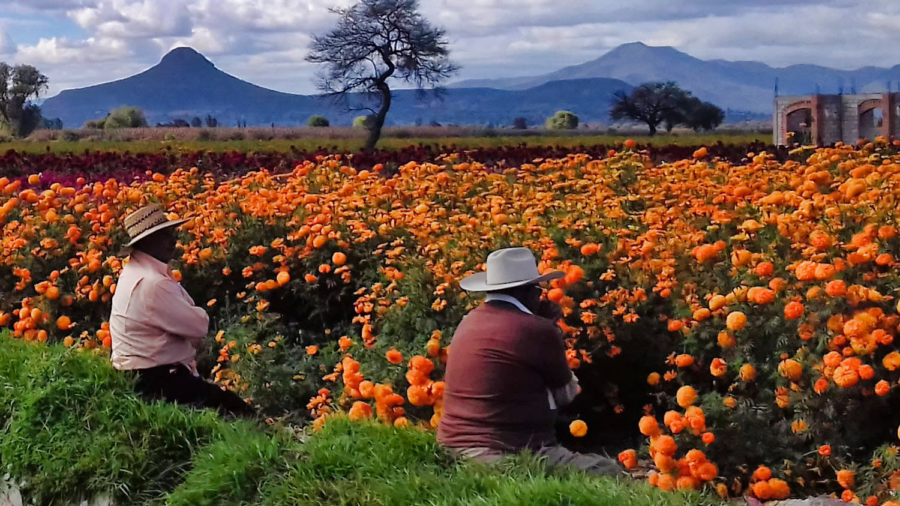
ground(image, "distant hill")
xmin=40 ymin=48 xmax=632 ymax=129
xmin=453 ymin=42 xmax=900 ymax=114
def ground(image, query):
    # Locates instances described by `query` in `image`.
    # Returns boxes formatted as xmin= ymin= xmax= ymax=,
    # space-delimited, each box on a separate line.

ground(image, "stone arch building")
xmin=774 ymin=93 xmax=899 ymax=145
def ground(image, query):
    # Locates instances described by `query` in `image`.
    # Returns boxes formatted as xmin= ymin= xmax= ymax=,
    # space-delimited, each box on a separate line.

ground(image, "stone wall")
xmin=774 ymin=93 xmax=900 ymax=145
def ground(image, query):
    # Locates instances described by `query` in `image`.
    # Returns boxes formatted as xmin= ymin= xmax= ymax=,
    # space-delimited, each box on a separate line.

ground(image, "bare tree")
xmin=306 ymin=0 xmax=458 ymax=150
xmin=609 ymin=82 xmax=690 ymax=136
xmin=0 ymin=63 xmax=49 ymax=138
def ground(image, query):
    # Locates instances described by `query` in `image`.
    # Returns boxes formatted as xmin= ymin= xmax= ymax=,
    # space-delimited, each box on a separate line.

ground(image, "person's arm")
xmin=147 ymin=278 xmax=209 ymax=345
xmin=551 ymin=374 xmax=580 ymax=407
xmin=525 ymin=320 xmax=574 ymax=390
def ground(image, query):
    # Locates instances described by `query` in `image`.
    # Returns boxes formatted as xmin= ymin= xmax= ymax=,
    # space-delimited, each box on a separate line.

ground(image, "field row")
xmin=2 ymin=139 xmax=899 ymax=502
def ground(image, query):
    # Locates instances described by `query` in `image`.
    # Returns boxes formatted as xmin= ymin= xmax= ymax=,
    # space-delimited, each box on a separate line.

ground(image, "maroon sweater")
xmin=437 ymin=301 xmax=572 ymax=452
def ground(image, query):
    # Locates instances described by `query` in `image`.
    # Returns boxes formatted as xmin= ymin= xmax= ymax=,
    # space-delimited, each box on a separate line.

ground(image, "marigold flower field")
xmin=7 ymin=139 xmax=900 ymax=503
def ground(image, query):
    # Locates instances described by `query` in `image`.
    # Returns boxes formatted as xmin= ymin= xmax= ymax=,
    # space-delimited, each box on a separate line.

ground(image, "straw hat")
xmin=459 ymin=247 xmax=564 ymax=292
xmin=123 ymin=204 xmax=187 ymax=248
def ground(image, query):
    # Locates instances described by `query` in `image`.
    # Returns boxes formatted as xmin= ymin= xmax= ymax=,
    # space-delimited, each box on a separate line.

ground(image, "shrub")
xmin=83 ymin=118 xmax=107 ymax=129
xmin=197 ymin=129 xmax=212 ymax=142
xmin=60 ymin=130 xmax=80 ymax=142
xmin=545 ymin=110 xmax=579 ymax=130
xmin=104 ymin=106 xmax=148 ymax=129
xmin=307 ymin=115 xmax=330 ymax=127
xmin=353 ymin=115 xmax=375 ymax=130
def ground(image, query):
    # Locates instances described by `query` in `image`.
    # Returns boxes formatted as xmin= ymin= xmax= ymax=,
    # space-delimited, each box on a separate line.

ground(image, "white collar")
xmin=131 ymin=250 xmax=171 ymax=277
xmin=484 ymin=293 xmax=533 ymax=315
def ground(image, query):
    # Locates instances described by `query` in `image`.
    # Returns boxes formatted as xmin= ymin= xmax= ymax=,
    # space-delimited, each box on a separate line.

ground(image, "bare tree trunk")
xmin=365 ymin=82 xmax=392 ymax=151
xmin=648 ymin=123 xmax=657 ymax=136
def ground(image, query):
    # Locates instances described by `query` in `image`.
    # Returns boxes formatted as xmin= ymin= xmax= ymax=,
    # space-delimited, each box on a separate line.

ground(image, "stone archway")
xmin=784 ymin=103 xmax=813 ymax=145
xmin=859 ymin=99 xmax=884 ymax=141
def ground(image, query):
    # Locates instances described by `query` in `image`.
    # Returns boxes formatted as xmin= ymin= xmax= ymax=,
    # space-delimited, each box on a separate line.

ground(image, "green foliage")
xmin=18 ymin=104 xmax=43 ymax=138
xmin=0 ymin=337 xmax=720 ymax=506
xmin=104 ymin=106 xmax=149 ymax=129
xmin=353 ymin=115 xmax=375 ymax=130
xmin=307 ymin=115 xmax=330 ymax=127
xmin=255 ymin=418 xmax=720 ymax=506
xmin=0 ymin=63 xmax=49 ymax=138
xmin=610 ymin=82 xmax=724 ymax=135
xmin=84 ymin=117 xmax=107 ymax=129
xmin=546 ymin=111 xmax=579 ymax=130
xmin=0 ymin=338 xmax=228 ymax=504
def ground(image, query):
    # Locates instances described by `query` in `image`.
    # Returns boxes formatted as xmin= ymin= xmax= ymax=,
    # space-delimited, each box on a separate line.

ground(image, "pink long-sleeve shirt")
xmin=110 ymin=250 xmax=209 ymax=372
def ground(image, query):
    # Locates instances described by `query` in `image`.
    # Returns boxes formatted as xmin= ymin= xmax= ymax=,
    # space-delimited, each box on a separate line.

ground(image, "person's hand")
xmin=536 ymin=299 xmax=563 ymax=321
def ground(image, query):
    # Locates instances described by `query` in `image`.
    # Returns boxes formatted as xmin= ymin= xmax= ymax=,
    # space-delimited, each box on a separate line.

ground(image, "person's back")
xmin=438 ymin=301 xmax=572 ymax=452
xmin=110 ymin=250 xmax=204 ymax=371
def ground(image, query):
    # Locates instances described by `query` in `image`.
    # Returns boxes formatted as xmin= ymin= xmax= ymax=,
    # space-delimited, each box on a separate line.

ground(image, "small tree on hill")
xmin=546 ymin=111 xmax=579 ymax=130
xmin=191 ymin=117 xmax=202 ymax=128
xmin=609 ymin=82 xmax=690 ymax=136
xmin=205 ymin=115 xmax=219 ymax=128
xmin=308 ymin=115 xmax=330 ymax=127
xmin=307 ymin=0 xmax=459 ymax=150
xmin=0 ymin=63 xmax=49 ymax=138
xmin=513 ymin=117 xmax=528 ymax=130
xmin=104 ymin=107 xmax=148 ymax=129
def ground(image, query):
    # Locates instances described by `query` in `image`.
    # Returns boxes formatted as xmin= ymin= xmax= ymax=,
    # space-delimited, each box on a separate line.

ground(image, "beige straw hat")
xmin=459 ymin=247 xmax=564 ymax=292
xmin=123 ymin=204 xmax=187 ymax=248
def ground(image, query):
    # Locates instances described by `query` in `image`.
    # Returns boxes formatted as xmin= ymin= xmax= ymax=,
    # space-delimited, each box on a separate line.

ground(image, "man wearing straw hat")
xmin=438 ymin=247 xmax=619 ymax=475
xmin=110 ymin=204 xmax=252 ymax=417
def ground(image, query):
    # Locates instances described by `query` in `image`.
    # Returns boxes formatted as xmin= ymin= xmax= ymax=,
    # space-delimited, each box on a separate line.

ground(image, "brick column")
xmin=883 ymin=93 xmax=896 ymax=139
xmin=811 ymin=95 xmax=824 ymax=145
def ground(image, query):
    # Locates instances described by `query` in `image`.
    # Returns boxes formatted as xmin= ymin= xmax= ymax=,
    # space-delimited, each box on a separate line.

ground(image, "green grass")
xmin=0 ymin=338 xmax=723 ymax=505
xmin=6 ymin=132 xmax=770 ymax=154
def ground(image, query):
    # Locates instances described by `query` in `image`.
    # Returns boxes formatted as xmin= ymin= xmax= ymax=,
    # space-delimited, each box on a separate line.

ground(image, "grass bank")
xmin=0 ymin=338 xmax=722 ymax=505
xmin=12 ymin=127 xmax=770 ymax=154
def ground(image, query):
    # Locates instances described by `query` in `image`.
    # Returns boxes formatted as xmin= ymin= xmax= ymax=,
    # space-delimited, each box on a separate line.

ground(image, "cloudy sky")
xmin=3 ymin=0 xmax=900 ymax=97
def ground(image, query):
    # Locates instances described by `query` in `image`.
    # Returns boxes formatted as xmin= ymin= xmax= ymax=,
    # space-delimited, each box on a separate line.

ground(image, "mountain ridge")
xmin=40 ymin=48 xmax=634 ymax=128
xmin=452 ymin=42 xmax=900 ymax=114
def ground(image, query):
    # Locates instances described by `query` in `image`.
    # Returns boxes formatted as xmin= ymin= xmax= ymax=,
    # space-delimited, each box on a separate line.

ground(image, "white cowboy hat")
xmin=459 ymin=247 xmax=565 ymax=292
xmin=123 ymin=204 xmax=187 ymax=248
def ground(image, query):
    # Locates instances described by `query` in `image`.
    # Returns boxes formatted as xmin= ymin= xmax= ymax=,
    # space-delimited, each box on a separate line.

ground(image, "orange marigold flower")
xmin=639 ymin=416 xmax=660 ymax=437
xmin=726 ymin=311 xmax=747 ymax=331
xmin=755 ymin=262 xmax=774 ymax=277
xmin=784 ymin=301 xmax=804 ymax=320
xmin=676 ymin=385 xmax=697 ymax=408
xmin=569 ymin=419 xmax=588 ymax=437
xmin=826 ymin=280 xmax=848 ymax=298
xmin=675 ymin=354 xmax=694 ymax=368
xmin=753 ymin=466 xmax=772 ymax=482
xmin=740 ymin=363 xmax=757 ymax=381
xmin=836 ymin=469 xmax=855 ymax=489
xmin=617 ymin=449 xmax=637 ymax=470
xmin=710 ymin=358 xmax=727 ymax=377
xmin=385 ymin=348 xmax=403 ymax=364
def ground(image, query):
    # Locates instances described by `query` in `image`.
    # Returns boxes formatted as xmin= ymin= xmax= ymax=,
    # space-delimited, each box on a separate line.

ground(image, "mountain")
xmin=452 ymin=42 xmax=900 ymax=114
xmin=41 ymin=47 xmax=632 ymax=129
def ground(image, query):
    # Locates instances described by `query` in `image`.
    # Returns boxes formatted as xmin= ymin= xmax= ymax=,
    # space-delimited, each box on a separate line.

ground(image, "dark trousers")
xmin=133 ymin=363 xmax=254 ymax=418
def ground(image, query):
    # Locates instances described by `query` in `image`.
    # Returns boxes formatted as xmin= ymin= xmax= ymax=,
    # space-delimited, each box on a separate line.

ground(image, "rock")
xmin=0 ymin=480 xmax=23 ymax=506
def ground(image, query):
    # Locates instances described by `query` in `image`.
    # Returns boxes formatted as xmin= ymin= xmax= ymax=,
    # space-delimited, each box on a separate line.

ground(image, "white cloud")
xmin=7 ymin=0 xmax=900 ymax=96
